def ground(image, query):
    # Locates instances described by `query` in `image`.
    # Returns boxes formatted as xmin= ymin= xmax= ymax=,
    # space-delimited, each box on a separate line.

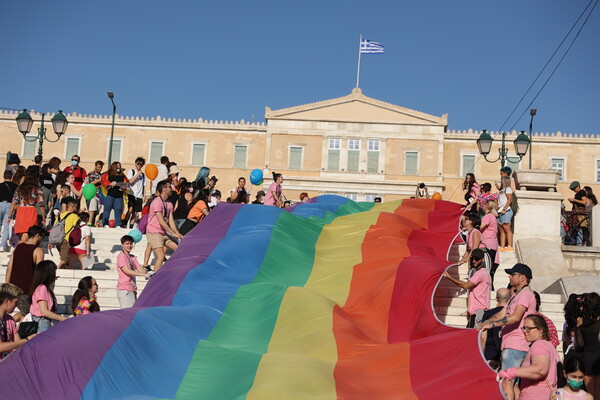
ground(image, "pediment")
xmin=265 ymin=88 xmax=447 ymax=126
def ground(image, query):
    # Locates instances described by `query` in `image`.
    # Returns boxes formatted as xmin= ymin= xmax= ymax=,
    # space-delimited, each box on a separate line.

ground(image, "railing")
xmin=561 ymin=210 xmax=592 ymax=246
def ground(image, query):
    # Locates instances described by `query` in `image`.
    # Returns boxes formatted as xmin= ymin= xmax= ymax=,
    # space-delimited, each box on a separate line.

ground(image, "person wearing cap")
xmin=568 ymin=181 xmax=590 ymax=246
xmin=252 ymin=190 xmax=265 ymax=205
xmin=443 ymin=248 xmax=491 ymax=328
xmin=480 ymin=263 xmax=537 ymax=400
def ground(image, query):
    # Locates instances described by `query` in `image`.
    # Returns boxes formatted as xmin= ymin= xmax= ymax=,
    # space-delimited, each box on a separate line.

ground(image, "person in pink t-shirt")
xmin=145 ymin=181 xmax=183 ymax=272
xmin=443 ymin=248 xmax=491 ymax=328
xmin=499 ymin=314 xmax=560 ymax=400
xmin=116 ymin=235 xmax=152 ymax=308
xmin=480 ymin=199 xmax=500 ymax=284
xmin=30 ymin=260 xmax=67 ymax=333
xmin=0 ymin=291 xmax=35 ymax=360
xmin=264 ymin=172 xmax=284 ymax=207
xmin=480 ymin=263 xmax=537 ymax=400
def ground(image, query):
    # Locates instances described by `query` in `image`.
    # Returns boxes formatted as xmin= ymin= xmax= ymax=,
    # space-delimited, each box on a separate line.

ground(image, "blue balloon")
xmin=249 ymin=169 xmax=263 ymax=185
xmin=129 ymin=229 xmax=143 ymax=243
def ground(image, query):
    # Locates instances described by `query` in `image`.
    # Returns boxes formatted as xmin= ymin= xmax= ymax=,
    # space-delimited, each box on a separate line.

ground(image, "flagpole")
xmin=356 ymin=34 xmax=362 ymax=88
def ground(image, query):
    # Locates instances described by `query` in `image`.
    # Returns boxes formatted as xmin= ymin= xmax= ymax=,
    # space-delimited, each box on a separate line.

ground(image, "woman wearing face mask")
xmin=101 ymin=162 xmax=129 ymax=228
xmin=498 ymin=314 xmax=560 ymax=399
xmin=550 ymin=357 xmax=593 ymax=400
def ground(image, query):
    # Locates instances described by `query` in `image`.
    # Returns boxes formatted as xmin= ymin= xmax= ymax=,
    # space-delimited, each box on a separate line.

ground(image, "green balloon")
xmin=82 ymin=183 xmax=97 ymax=200
xmin=257 ymin=180 xmax=262 ymax=186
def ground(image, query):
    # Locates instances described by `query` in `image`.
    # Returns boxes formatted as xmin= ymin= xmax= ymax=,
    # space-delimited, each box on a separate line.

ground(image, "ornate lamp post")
xmin=476 ymin=129 xmax=531 ymax=168
xmin=15 ymin=109 xmax=69 ymax=157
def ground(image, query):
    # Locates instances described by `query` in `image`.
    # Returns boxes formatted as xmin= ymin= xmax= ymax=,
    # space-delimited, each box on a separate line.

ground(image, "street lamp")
xmin=528 ymin=108 xmax=537 ymax=169
xmin=107 ymin=91 xmax=116 ymax=165
xmin=15 ymin=109 xmax=69 ymax=157
xmin=476 ymin=129 xmax=530 ymax=168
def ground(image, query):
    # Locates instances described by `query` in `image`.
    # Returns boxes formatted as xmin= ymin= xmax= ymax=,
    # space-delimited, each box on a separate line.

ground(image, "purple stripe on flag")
xmin=0 ymin=203 xmax=241 ymax=400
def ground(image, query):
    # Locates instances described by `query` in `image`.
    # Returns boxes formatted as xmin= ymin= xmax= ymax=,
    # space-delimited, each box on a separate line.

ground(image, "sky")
xmin=1 ymin=1 xmax=598 ymax=135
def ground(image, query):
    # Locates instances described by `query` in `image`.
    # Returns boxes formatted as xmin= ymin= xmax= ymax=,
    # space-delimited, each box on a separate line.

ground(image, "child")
xmin=0 ymin=283 xmax=24 ymax=323
xmin=69 ymin=212 xmax=92 ymax=269
xmin=117 ymin=235 xmax=152 ymax=308
xmin=30 ymin=260 xmax=67 ymax=333
xmin=71 ymin=276 xmax=100 ymax=316
xmin=550 ymin=356 xmax=593 ymax=400
xmin=0 ymin=291 xmax=35 ymax=360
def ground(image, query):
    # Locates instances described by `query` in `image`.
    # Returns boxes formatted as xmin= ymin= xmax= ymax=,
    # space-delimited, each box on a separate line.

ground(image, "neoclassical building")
xmin=1 ymin=88 xmax=598 ymax=203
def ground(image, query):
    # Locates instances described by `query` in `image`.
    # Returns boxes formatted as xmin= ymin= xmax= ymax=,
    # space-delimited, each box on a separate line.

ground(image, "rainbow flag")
xmin=0 ymin=196 xmax=501 ymax=399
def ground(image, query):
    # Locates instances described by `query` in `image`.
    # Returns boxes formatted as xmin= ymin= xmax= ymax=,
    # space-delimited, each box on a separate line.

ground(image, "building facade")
xmin=1 ymin=88 xmax=598 ymax=204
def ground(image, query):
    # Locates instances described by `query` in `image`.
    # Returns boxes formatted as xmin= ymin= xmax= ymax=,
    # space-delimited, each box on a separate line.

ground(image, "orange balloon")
xmin=432 ymin=192 xmax=442 ymax=200
xmin=145 ymin=164 xmax=158 ymax=180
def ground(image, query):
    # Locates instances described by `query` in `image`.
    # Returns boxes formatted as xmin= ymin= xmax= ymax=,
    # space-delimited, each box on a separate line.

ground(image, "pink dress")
xmin=264 ymin=182 xmax=281 ymax=206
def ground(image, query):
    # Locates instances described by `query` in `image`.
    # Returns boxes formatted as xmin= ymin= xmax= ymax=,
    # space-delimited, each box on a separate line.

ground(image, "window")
xmin=109 ymin=139 xmax=122 ymax=162
xmin=328 ymin=137 xmax=340 ymax=171
xmin=65 ymin=137 xmax=80 ymax=160
xmin=149 ymin=141 xmax=164 ymax=164
xmin=597 ymin=160 xmax=600 ymax=183
xmin=347 ymin=139 xmax=360 ymax=172
xmin=551 ymin=158 xmax=565 ymax=182
xmin=344 ymin=193 xmax=358 ymax=201
xmin=461 ymin=155 xmax=476 ymax=177
xmin=234 ymin=145 xmax=247 ymax=168
xmin=22 ymin=136 xmax=37 ymax=160
xmin=365 ymin=194 xmax=378 ymax=202
xmin=289 ymin=146 xmax=303 ymax=170
xmin=367 ymin=139 xmax=380 ymax=173
xmin=405 ymin=151 xmax=419 ymax=175
xmin=191 ymin=143 xmax=206 ymax=166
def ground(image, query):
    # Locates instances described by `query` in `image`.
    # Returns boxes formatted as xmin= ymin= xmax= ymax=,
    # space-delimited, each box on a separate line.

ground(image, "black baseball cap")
xmin=504 ymin=263 xmax=532 ymax=279
xmin=471 ymin=248 xmax=485 ymax=260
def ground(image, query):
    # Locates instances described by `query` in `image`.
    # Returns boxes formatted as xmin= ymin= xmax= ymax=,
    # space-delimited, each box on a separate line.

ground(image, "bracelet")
xmin=490 ymin=323 xmax=495 ymax=328
xmin=25 ymin=337 xmax=29 ymax=341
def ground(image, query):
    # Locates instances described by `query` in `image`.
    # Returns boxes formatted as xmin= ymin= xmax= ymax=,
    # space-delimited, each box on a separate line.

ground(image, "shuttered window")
xmin=149 ymin=142 xmax=164 ymax=164
xmin=405 ymin=151 xmax=419 ymax=175
xmin=65 ymin=137 xmax=80 ymax=160
xmin=289 ymin=146 xmax=302 ymax=169
xmin=234 ymin=145 xmax=247 ymax=168
xmin=191 ymin=144 xmax=205 ymax=166
xmin=461 ymin=155 xmax=475 ymax=177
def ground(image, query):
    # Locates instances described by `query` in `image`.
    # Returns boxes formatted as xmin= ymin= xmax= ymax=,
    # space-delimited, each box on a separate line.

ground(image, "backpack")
xmin=68 ymin=223 xmax=83 ymax=247
xmin=48 ymin=212 xmax=76 ymax=246
xmin=138 ymin=198 xmax=166 ymax=234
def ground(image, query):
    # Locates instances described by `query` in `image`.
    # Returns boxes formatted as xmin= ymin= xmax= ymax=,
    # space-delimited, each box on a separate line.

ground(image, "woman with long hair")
xmin=584 ymin=186 xmax=598 ymax=209
xmin=264 ymin=172 xmax=284 ymax=207
xmin=576 ymin=292 xmax=600 ymax=398
xmin=10 ymin=171 xmax=46 ymax=242
xmin=40 ymin=163 xmax=54 ymax=191
xmin=101 ymin=162 xmax=129 ymax=228
xmin=30 ymin=260 xmax=66 ymax=332
xmin=462 ymin=173 xmax=480 ymax=206
xmin=179 ymin=189 xmax=210 ymax=236
xmin=496 ymin=176 xmax=514 ymax=251
xmin=498 ymin=314 xmax=560 ymax=399
xmin=71 ymin=276 xmax=100 ymax=316
xmin=563 ymin=293 xmax=584 ymax=354
xmin=172 ymin=181 xmax=194 ymax=229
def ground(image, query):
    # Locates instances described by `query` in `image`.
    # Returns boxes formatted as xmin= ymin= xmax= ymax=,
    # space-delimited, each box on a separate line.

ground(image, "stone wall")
xmin=562 ymin=246 xmax=600 ymax=276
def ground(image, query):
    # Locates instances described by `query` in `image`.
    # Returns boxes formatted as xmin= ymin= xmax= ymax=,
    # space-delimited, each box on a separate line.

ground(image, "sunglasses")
xmin=520 ymin=326 xmax=539 ymax=332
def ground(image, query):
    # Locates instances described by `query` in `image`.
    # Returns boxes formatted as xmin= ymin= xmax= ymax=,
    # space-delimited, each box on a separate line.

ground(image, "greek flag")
xmin=360 ymin=39 xmax=384 ymax=54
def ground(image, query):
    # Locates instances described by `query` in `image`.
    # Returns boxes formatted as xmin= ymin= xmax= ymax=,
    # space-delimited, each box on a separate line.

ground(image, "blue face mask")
xmin=72 ymin=160 xmax=79 ymax=166
xmin=567 ymin=378 xmax=584 ymax=390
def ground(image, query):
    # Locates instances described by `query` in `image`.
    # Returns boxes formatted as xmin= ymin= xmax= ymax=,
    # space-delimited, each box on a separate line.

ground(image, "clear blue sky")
xmin=1 ymin=1 xmax=598 ymax=134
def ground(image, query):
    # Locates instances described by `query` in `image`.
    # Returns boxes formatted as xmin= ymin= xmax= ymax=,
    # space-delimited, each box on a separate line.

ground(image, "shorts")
xmin=146 ymin=232 xmax=174 ymax=250
xmin=501 ymin=348 xmax=528 ymax=370
xmin=32 ymin=315 xmax=53 ymax=333
xmin=127 ymin=194 xmax=136 ymax=210
xmin=86 ymin=197 xmax=99 ymax=212
xmin=59 ymin=239 xmax=70 ymax=263
xmin=133 ymin=197 xmax=143 ymax=213
xmin=497 ymin=208 xmax=514 ymax=225
xmin=69 ymin=248 xmax=86 ymax=255
xmin=117 ymin=289 xmax=137 ymax=308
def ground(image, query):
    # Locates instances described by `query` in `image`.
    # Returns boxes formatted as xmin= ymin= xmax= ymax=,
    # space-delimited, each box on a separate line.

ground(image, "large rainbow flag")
xmin=0 ymin=196 xmax=501 ymax=399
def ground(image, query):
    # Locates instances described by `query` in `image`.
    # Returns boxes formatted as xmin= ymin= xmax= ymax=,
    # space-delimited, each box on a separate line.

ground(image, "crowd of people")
xmin=1 ymin=153 xmax=598 ymax=399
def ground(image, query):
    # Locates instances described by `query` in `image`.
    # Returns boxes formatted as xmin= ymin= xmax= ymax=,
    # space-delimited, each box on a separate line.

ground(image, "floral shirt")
xmin=12 ymin=187 xmax=45 ymax=207
xmin=477 ymin=192 xmax=499 ymax=208
xmin=73 ymin=295 xmax=96 ymax=316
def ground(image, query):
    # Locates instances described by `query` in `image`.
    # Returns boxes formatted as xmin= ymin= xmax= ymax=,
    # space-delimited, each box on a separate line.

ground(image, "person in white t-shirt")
xmin=151 ymin=156 xmax=169 ymax=194
xmin=126 ymin=157 xmax=146 ymax=228
xmin=496 ymin=176 xmax=514 ymax=251
xmin=69 ymin=212 xmax=92 ymax=270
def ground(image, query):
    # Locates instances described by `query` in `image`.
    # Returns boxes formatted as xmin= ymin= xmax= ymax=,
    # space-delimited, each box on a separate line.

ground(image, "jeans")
xmin=0 ymin=201 xmax=10 ymax=248
xmin=32 ymin=315 xmax=53 ymax=333
xmin=102 ymin=195 xmax=123 ymax=227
